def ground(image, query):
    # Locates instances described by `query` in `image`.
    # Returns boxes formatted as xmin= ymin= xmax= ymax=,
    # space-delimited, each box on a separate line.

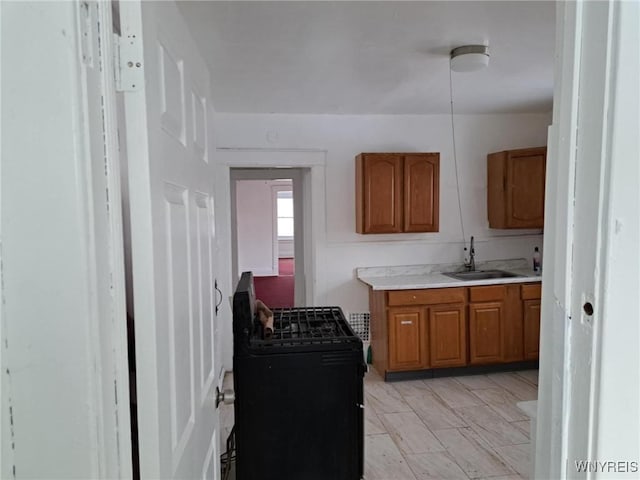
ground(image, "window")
xmin=277 ymin=190 xmax=294 ymax=238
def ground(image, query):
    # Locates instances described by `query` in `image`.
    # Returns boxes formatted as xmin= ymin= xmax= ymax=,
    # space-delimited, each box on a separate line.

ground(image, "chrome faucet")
xmin=464 ymin=236 xmax=476 ymax=271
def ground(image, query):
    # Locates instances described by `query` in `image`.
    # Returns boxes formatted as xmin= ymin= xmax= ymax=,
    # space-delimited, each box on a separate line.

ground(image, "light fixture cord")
xmin=448 ymin=63 xmax=467 ymax=248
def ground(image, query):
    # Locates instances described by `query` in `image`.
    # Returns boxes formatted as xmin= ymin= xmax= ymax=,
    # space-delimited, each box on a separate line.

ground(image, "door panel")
xmin=202 ymin=433 xmax=218 ymax=480
xmin=191 ymin=92 xmax=208 ymax=163
xmin=195 ymin=193 xmax=216 ymax=403
xmin=164 ymin=184 xmax=196 ymax=457
xmin=158 ymin=41 xmax=186 ymax=143
xmin=120 ymin=2 xmax=219 ymax=478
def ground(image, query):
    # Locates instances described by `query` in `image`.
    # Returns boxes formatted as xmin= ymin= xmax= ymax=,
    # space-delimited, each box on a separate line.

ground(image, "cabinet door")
xmin=404 ymin=154 xmax=439 ymax=232
xmin=469 ymin=302 xmax=503 ymax=365
xmin=502 ymin=285 xmax=524 ymax=362
xmin=523 ymin=300 xmax=541 ymax=360
xmin=429 ymin=304 xmax=466 ymax=367
xmin=507 ymin=149 xmax=546 ymax=228
xmin=358 ymin=154 xmax=403 ymax=233
xmin=388 ymin=307 xmax=428 ymax=371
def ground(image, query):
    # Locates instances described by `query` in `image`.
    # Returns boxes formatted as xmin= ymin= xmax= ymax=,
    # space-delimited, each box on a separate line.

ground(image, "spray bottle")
xmin=533 ymin=247 xmax=542 ymax=274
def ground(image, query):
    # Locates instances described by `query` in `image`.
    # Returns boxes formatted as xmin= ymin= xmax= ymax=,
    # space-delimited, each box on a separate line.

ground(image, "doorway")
xmin=230 ymin=168 xmax=307 ymax=307
xmin=234 ymin=178 xmax=294 ymax=307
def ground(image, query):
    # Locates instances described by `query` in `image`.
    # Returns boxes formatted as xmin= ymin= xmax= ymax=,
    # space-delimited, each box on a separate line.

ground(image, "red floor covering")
xmin=253 ymin=258 xmax=294 ymax=308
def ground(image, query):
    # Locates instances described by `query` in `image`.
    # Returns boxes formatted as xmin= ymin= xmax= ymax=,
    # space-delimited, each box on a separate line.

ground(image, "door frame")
xmin=91 ymin=4 xmax=134 ymax=477
xmin=218 ymin=149 xmax=326 ymax=307
xmin=215 ymin=149 xmax=326 ymax=370
xmin=230 ymin=170 xmax=301 ymax=288
xmin=1 ymin=1 xmax=132 ymax=477
xmin=536 ymin=0 xmax=639 ymax=477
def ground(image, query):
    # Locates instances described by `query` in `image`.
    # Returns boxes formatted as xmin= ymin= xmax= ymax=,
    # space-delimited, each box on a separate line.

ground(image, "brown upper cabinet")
xmin=356 ymin=153 xmax=439 ymax=234
xmin=487 ymin=147 xmax=547 ymax=229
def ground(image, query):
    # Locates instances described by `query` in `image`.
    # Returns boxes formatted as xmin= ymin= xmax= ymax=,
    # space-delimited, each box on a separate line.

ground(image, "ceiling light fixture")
xmin=450 ymin=45 xmax=490 ymax=72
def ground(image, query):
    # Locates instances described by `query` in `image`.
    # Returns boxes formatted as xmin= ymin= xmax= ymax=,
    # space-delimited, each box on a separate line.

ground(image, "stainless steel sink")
xmin=443 ymin=270 xmax=522 ymax=281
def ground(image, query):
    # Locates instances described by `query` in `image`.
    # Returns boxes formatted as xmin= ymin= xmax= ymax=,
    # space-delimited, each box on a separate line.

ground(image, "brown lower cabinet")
xmin=429 ymin=304 xmax=467 ymax=367
xmin=369 ymin=282 xmax=541 ymax=378
xmin=387 ymin=307 xmax=428 ymax=371
xmin=523 ymin=299 xmax=541 ymax=360
xmin=522 ymin=283 xmax=542 ymax=361
xmin=469 ymin=301 xmax=503 ymax=365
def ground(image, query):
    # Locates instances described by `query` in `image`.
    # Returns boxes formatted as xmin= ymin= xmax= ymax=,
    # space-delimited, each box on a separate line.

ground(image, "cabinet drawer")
xmin=388 ymin=288 xmax=466 ymax=306
xmin=521 ymin=283 xmax=542 ymax=300
xmin=469 ymin=285 xmax=506 ymax=302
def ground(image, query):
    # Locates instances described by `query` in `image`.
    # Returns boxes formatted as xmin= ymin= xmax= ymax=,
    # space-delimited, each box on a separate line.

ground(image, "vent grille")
xmin=348 ymin=313 xmax=370 ymax=341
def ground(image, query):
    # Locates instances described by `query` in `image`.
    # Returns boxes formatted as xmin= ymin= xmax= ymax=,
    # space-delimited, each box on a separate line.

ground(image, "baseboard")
xmin=384 ymin=361 xmax=539 ymax=382
xmin=251 ymin=268 xmax=278 ymax=277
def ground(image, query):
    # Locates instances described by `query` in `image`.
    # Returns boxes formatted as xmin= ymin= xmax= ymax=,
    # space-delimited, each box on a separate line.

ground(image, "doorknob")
xmin=215 ymin=386 xmax=235 ymax=408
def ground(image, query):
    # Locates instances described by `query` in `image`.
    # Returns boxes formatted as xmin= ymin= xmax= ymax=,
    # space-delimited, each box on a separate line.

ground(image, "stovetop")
xmin=232 ymin=272 xmax=362 ymax=353
xmin=251 ymin=306 xmax=361 ymax=348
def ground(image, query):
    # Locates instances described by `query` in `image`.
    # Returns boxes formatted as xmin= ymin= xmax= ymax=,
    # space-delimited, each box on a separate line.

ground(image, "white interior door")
xmin=119 ymin=2 xmax=220 ymax=478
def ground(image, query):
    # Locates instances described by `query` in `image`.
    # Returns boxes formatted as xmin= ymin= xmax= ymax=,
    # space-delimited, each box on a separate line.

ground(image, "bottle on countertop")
xmin=533 ymin=247 xmax=542 ymax=274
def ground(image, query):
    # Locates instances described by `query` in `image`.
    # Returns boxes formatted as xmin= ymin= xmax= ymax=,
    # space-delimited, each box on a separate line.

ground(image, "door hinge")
xmin=79 ymin=2 xmax=95 ymax=67
xmin=113 ymin=32 xmax=143 ymax=92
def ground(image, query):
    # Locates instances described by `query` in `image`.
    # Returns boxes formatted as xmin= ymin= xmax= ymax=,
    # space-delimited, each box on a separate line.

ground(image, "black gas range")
xmin=232 ymin=271 xmax=365 ymax=480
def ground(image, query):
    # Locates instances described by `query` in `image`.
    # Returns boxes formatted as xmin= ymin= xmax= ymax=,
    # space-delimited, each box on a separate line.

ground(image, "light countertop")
xmin=357 ymin=258 xmax=542 ymax=290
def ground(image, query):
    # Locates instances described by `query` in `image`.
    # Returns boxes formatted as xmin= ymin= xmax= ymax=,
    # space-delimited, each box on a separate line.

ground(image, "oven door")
xmin=234 ymin=348 xmax=364 ymax=480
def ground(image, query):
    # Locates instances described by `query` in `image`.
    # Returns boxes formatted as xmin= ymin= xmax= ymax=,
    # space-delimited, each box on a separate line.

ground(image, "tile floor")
xmin=363 ymin=368 xmax=537 ymax=480
xmin=219 ymin=368 xmax=538 ymax=480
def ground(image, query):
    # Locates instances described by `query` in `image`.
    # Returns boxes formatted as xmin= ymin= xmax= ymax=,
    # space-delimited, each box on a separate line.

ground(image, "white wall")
xmin=236 ymin=180 xmax=278 ymax=275
xmin=235 ymin=179 xmax=294 ymax=274
xmin=215 ymin=113 xmax=551 ymax=317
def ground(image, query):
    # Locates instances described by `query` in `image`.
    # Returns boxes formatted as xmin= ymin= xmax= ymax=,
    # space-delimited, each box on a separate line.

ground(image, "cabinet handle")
xmin=401 ymin=320 xmax=413 ymax=325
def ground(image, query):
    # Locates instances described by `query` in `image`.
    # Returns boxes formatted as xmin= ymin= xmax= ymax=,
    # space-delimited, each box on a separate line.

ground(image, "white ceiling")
xmin=177 ymin=1 xmax=555 ymax=115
